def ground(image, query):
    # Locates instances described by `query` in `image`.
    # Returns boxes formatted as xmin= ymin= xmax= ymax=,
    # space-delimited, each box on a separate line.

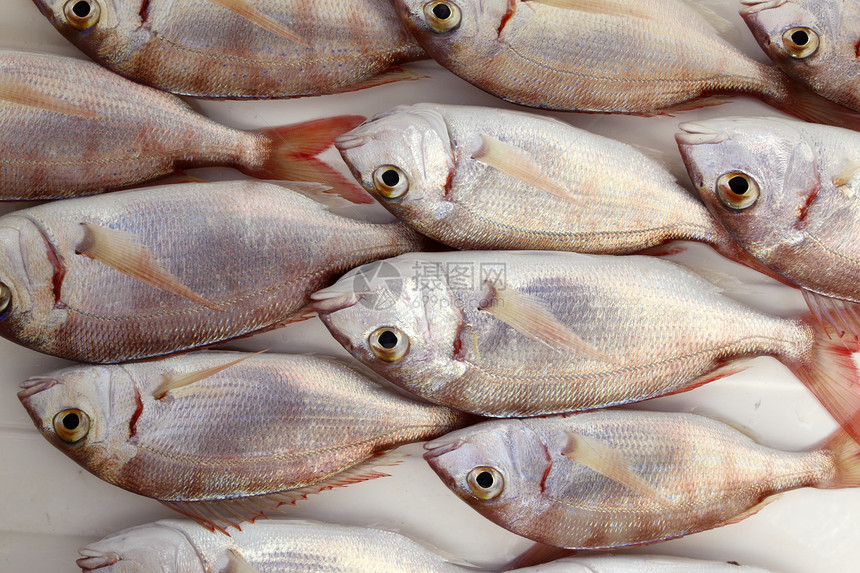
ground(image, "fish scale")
xmin=0 ymin=181 xmax=426 ymax=363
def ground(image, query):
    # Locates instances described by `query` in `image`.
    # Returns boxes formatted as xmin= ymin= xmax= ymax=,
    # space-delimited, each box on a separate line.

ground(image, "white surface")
xmin=1 ymin=1 xmax=858 ymax=572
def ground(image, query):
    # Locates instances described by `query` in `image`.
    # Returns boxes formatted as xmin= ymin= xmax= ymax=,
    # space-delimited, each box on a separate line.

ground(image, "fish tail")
xmin=250 ymin=116 xmax=373 ymax=204
xmin=790 ymin=313 xmax=860 ymax=446
xmin=762 ymin=70 xmax=860 ymax=129
xmin=708 ymin=229 xmax=796 ymax=287
xmin=817 ymin=428 xmax=860 ymax=488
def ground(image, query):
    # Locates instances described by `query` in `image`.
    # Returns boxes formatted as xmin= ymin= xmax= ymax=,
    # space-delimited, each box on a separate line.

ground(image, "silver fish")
xmin=675 ymin=116 xmax=860 ymax=336
xmin=311 ymin=251 xmax=860 ymax=441
xmin=335 ymin=103 xmax=749 ymax=260
xmin=0 ymin=49 xmax=367 ymax=200
xmin=742 ymin=0 xmax=860 ymax=112
xmin=31 ymin=0 xmax=426 ymax=98
xmin=75 ymin=518 xmax=773 ymax=572
xmin=18 ymin=352 xmax=469 ymax=532
xmin=387 ymin=0 xmax=859 ymax=126
xmin=424 ymin=410 xmax=860 ymax=549
xmin=0 ymin=181 xmax=426 ymax=363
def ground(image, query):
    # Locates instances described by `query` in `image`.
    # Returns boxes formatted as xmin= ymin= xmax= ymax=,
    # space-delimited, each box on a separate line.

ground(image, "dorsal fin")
xmin=159 ymin=452 xmax=405 ymax=533
xmin=206 ymin=0 xmax=309 ymax=46
xmin=0 ymin=75 xmax=97 ymax=118
xmin=471 ymin=134 xmax=578 ymax=204
xmin=76 ymin=222 xmax=223 ymax=311
xmin=478 ymin=282 xmax=613 ymax=361
xmin=154 ymin=351 xmax=267 ymax=400
xmin=563 ymin=432 xmax=673 ymax=505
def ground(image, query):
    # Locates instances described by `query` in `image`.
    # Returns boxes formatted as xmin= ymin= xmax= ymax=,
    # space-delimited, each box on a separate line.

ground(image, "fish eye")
xmin=53 ymin=408 xmax=91 ymax=443
xmin=368 ymin=327 xmax=410 ymax=362
xmin=0 ymin=282 xmax=10 ymax=315
xmin=467 ymin=467 xmax=504 ymax=500
xmin=423 ymin=1 xmax=462 ymax=33
xmin=64 ymin=0 xmax=101 ymax=30
xmin=716 ymin=172 xmax=760 ymax=211
xmin=372 ymin=165 xmax=410 ymax=199
xmin=782 ymin=27 xmax=819 ymax=59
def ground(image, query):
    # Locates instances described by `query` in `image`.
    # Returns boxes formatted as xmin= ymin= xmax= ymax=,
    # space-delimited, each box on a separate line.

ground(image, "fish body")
xmin=18 ymin=352 xmax=467 ymax=531
xmin=312 ymin=251 xmax=824 ymax=417
xmin=0 ymin=50 xmax=365 ymax=199
xmin=424 ymin=410 xmax=858 ymax=549
xmin=388 ymin=0 xmax=853 ymax=124
xmin=742 ymin=0 xmax=860 ymax=112
xmin=676 ymin=117 xmax=860 ymax=304
xmin=0 ymin=181 xmax=425 ymax=362
xmin=336 ymin=103 xmax=738 ymax=256
xmin=31 ymin=0 xmax=425 ymax=98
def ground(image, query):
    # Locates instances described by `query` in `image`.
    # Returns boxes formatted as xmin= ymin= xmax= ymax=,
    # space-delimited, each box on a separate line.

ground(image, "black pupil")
xmin=381 ymin=169 xmax=400 ymax=188
xmin=72 ymin=1 xmax=91 ymax=18
xmin=791 ymin=30 xmax=809 ymax=46
xmin=433 ymin=3 xmax=452 ymax=20
xmin=378 ymin=330 xmax=398 ymax=349
xmin=63 ymin=412 xmax=80 ymax=430
xmin=476 ymin=471 xmax=494 ymax=488
xmin=728 ymin=176 xmax=749 ymax=195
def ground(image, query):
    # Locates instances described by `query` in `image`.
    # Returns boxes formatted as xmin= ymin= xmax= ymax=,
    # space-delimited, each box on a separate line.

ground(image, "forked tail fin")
xmin=763 ymin=70 xmax=860 ymax=130
xmin=251 ymin=116 xmax=373 ymax=204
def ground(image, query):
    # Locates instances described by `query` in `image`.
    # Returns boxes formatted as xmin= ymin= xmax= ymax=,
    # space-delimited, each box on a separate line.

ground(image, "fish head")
xmin=312 ymin=256 xmax=468 ymax=399
xmin=0 ymin=216 xmax=65 ymax=349
xmin=31 ymin=0 xmax=139 ymax=58
xmin=424 ymin=420 xmax=547 ymax=523
xmin=675 ymin=117 xmax=820 ymax=259
xmin=389 ymin=0 xmax=499 ymax=65
xmin=336 ymin=104 xmax=457 ymax=224
xmin=17 ymin=364 xmax=139 ymax=484
xmin=77 ymin=521 xmax=204 ymax=573
xmin=741 ymin=1 xmax=837 ymax=84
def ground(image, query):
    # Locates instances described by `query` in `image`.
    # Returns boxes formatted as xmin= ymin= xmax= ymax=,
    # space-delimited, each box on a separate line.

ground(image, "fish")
xmin=0 ymin=50 xmax=369 ymax=201
xmin=31 ymin=0 xmax=426 ymax=98
xmin=741 ymin=0 xmax=860 ymax=112
xmin=0 ymin=181 xmax=427 ymax=363
xmin=18 ymin=351 xmax=469 ymax=532
xmin=74 ymin=519 xmax=774 ymax=573
xmin=675 ymin=116 xmax=860 ymax=337
xmin=387 ymin=0 xmax=860 ymax=126
xmin=336 ymin=103 xmax=750 ymax=259
xmin=424 ymin=409 xmax=860 ymax=549
xmin=312 ymin=251 xmax=860 ymax=441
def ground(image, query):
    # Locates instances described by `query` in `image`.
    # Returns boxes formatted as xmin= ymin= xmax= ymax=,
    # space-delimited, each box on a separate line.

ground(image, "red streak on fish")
xmin=855 ymin=38 xmax=860 ymax=59
xmin=139 ymin=0 xmax=151 ymax=23
xmin=797 ymin=184 xmax=821 ymax=226
xmin=498 ymin=0 xmax=517 ymax=38
xmin=443 ymin=167 xmax=455 ymax=197
xmin=128 ymin=387 xmax=144 ymax=440
xmin=539 ymin=440 xmax=552 ymax=493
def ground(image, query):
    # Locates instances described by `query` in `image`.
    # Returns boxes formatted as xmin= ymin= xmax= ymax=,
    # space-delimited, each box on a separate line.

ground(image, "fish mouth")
xmin=17 ymin=377 xmax=59 ymax=400
xmin=76 ymin=548 xmax=120 ymax=571
xmin=310 ymin=288 xmax=360 ymax=314
xmin=739 ymin=0 xmax=785 ymax=15
xmin=675 ymin=122 xmax=730 ymax=146
xmin=334 ymin=133 xmax=371 ymax=151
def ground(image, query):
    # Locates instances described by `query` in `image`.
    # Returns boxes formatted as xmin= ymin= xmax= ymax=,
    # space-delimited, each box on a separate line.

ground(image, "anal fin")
xmin=160 ymin=451 xmax=405 ymax=534
xmin=76 ymin=222 xmax=223 ymax=311
xmin=722 ymin=494 xmax=782 ymax=526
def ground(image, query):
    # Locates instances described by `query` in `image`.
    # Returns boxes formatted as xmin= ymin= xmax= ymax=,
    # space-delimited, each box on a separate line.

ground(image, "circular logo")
xmin=352 ymin=261 xmax=403 ymax=310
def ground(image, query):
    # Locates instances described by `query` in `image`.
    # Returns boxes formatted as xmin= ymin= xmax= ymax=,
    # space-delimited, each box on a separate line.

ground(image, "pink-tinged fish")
xmin=0 ymin=181 xmax=427 ymax=363
xmin=31 ymin=0 xmax=426 ymax=98
xmin=312 ymin=251 xmax=860 ymax=442
xmin=676 ymin=116 xmax=860 ymax=335
xmin=741 ymin=0 xmax=860 ymax=112
xmin=0 ymin=50 xmax=368 ymax=201
xmin=388 ymin=0 xmax=860 ymax=127
xmin=18 ymin=352 xmax=469 ymax=532
xmin=425 ymin=410 xmax=860 ymax=549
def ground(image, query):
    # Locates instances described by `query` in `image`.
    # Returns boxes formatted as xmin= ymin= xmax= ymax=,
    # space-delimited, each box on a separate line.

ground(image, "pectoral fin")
xmin=478 ymin=283 xmax=612 ymax=361
xmin=225 ymin=549 xmax=260 ymax=573
xmin=0 ymin=76 xmax=96 ymax=118
xmin=563 ymin=432 xmax=672 ymax=505
xmin=77 ymin=222 xmax=222 ymax=311
xmin=154 ymin=351 xmax=267 ymax=400
xmin=525 ymin=0 xmax=652 ymax=20
xmin=832 ymin=160 xmax=860 ymax=195
xmin=471 ymin=134 xmax=578 ymax=204
xmin=206 ymin=0 xmax=308 ymax=46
